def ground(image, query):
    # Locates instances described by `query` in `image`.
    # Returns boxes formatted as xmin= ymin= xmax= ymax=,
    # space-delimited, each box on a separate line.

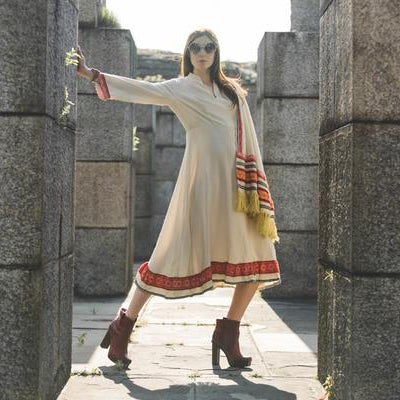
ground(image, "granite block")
xmin=262 ymin=232 xmax=318 ymax=299
xmin=319 ymin=123 xmax=400 ymax=274
xmin=258 ymin=31 xmax=319 ymax=98
xmin=261 ymin=97 xmax=319 ymax=163
xmin=266 ymin=164 xmax=318 ymax=231
xmin=76 ymin=94 xmax=133 ymax=161
xmin=74 ymin=228 xmax=129 ymax=295
xmin=77 ymin=28 xmax=135 ymax=95
xmin=0 ymin=116 xmax=74 ymax=267
xmin=152 ymin=180 xmax=175 ymax=215
xmin=320 ymin=0 xmax=400 ymax=134
xmin=75 ymin=161 xmax=131 ymax=228
xmin=291 ymin=0 xmax=320 ymax=32
xmin=135 ymin=174 xmax=152 ymax=217
xmin=0 ymin=0 xmax=78 ymax=127
xmin=152 ymin=146 xmax=185 ymax=181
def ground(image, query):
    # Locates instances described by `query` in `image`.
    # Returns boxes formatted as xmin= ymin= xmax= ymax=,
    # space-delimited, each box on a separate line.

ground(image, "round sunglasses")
xmin=188 ymin=41 xmax=217 ymax=54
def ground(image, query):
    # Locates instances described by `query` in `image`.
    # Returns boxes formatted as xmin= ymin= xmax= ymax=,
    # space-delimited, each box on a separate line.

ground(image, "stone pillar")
xmin=151 ymin=106 xmax=186 ymax=246
xmin=79 ymin=0 xmax=106 ymax=28
xmin=318 ymin=1 xmax=400 ymax=398
xmin=75 ymin=21 xmax=135 ymax=294
xmin=291 ymin=0 xmax=320 ymax=32
xmin=258 ymin=2 xmax=319 ymax=298
xmin=0 ymin=1 xmax=77 ymax=399
xmin=133 ymin=103 xmax=154 ymax=260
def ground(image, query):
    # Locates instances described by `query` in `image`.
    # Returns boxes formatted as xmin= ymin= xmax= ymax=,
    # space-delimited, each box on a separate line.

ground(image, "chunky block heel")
xmin=100 ymin=307 xmax=137 ymax=369
xmin=212 ymin=342 xmax=220 ymax=365
xmin=211 ymin=317 xmax=252 ymax=368
xmin=100 ymin=327 xmax=111 ymax=348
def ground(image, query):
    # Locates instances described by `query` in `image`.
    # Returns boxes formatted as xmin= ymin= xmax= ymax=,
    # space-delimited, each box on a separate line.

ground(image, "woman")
xmin=77 ymin=28 xmax=281 ymax=370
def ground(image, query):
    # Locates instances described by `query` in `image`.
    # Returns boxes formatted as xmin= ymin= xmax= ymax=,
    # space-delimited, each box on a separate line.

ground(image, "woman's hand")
xmin=76 ymin=45 xmax=93 ymax=80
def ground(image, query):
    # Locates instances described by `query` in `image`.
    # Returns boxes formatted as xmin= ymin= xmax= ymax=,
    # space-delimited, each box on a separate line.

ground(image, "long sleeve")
xmin=94 ymin=72 xmax=179 ymax=107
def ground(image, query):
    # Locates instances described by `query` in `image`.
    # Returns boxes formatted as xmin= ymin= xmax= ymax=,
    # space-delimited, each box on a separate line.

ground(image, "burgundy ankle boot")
xmin=100 ymin=307 xmax=137 ymax=369
xmin=211 ymin=317 xmax=252 ymax=368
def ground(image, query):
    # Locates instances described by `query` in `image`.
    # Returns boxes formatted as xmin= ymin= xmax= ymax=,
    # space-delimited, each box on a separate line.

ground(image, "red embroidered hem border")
xmin=137 ymin=260 xmax=280 ymax=291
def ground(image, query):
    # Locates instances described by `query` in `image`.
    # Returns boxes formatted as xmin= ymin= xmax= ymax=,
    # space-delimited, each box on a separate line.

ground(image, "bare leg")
xmin=226 ymin=281 xmax=259 ymax=321
xmin=126 ymin=285 xmax=152 ymax=320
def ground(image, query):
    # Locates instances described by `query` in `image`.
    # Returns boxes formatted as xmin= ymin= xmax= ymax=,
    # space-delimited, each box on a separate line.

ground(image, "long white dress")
xmin=95 ymin=71 xmax=281 ymax=299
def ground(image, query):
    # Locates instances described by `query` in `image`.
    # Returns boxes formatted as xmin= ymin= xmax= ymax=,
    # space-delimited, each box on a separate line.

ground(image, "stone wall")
xmin=0 ymin=1 xmax=77 ymax=398
xmin=258 ymin=1 xmax=320 ymax=299
xmin=318 ymin=1 xmax=400 ymax=398
xmin=75 ymin=11 xmax=136 ymax=294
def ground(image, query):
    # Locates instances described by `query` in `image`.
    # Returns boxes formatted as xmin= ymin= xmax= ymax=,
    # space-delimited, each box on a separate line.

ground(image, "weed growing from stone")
xmin=322 ymin=374 xmax=333 ymax=399
xmin=98 ymin=6 xmax=121 ymax=28
xmin=324 ymin=268 xmax=350 ymax=283
xmin=58 ymin=48 xmax=81 ymax=124
xmin=324 ymin=269 xmax=334 ymax=282
xmin=58 ymin=86 xmax=75 ymax=124
xmin=188 ymin=370 xmax=201 ymax=380
xmin=64 ymin=48 xmax=81 ymax=67
xmin=71 ymin=367 xmax=102 ymax=376
xmin=76 ymin=332 xmax=87 ymax=346
xmin=250 ymin=372 xmax=264 ymax=378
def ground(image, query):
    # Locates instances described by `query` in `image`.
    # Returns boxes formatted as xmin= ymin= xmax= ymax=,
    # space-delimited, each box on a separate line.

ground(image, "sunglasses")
xmin=188 ymin=41 xmax=217 ymax=54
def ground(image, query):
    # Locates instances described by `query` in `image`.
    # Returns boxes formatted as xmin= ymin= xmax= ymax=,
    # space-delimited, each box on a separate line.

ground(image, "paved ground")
xmin=58 ymin=263 xmax=325 ymax=400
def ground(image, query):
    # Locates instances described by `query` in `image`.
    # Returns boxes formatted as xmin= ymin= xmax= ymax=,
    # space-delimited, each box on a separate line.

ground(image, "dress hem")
xmin=134 ymin=260 xmax=281 ymax=299
xmin=134 ymin=277 xmax=281 ymax=299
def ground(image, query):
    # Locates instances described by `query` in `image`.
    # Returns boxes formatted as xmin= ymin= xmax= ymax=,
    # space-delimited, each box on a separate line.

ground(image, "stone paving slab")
xmin=58 ymin=265 xmax=325 ymax=399
xmin=126 ymin=344 xmax=269 ymax=378
xmin=191 ymin=376 xmax=323 ymax=400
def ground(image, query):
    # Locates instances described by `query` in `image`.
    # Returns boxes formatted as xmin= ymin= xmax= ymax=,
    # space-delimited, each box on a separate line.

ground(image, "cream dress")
xmin=95 ymin=71 xmax=281 ymax=299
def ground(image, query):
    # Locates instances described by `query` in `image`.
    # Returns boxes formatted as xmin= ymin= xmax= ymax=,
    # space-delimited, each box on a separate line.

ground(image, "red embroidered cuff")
xmin=94 ymin=72 xmax=110 ymax=100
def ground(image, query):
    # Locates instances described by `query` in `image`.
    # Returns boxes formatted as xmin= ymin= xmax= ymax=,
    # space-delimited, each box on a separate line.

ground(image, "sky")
xmin=106 ymin=0 xmax=291 ymax=63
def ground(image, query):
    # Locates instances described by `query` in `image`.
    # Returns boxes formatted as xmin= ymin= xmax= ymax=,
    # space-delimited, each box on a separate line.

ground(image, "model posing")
xmin=77 ymin=28 xmax=281 ymax=370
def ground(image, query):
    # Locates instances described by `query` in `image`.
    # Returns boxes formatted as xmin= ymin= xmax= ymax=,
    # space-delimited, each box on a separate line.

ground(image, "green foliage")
xmin=65 ymin=47 xmax=81 ymax=66
xmin=76 ymin=332 xmax=87 ymax=346
xmin=58 ymin=85 xmax=75 ymax=124
xmin=71 ymin=367 xmax=102 ymax=376
xmin=324 ymin=269 xmax=334 ymax=282
xmin=322 ymin=374 xmax=333 ymax=398
xmin=188 ymin=370 xmax=201 ymax=380
xmin=98 ymin=6 xmax=121 ymax=28
xmin=324 ymin=268 xmax=351 ymax=283
xmin=58 ymin=47 xmax=80 ymax=124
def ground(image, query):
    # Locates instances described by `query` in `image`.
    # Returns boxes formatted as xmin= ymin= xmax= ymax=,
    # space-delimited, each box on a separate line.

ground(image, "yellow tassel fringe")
xmin=235 ymin=189 xmax=280 ymax=243
xmin=256 ymin=211 xmax=280 ymax=243
xmin=235 ymin=190 xmax=249 ymax=213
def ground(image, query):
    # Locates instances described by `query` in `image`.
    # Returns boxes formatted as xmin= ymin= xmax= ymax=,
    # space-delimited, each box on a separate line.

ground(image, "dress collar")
xmin=187 ymin=72 xmax=219 ymax=97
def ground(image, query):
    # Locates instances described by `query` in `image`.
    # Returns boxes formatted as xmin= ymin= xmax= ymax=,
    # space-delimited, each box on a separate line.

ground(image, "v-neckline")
xmin=188 ymin=72 xmax=218 ymax=98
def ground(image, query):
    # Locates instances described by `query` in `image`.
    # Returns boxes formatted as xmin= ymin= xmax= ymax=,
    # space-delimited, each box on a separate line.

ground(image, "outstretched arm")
xmin=94 ymin=72 xmax=178 ymax=107
xmin=76 ymin=45 xmax=177 ymax=107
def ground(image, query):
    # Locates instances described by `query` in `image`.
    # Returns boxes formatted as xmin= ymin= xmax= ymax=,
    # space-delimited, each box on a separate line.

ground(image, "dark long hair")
xmin=179 ymin=28 xmax=247 ymax=109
